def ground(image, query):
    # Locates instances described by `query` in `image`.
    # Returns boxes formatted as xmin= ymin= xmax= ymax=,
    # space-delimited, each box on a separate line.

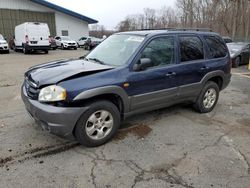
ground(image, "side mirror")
xmin=133 ymin=58 xmax=153 ymax=71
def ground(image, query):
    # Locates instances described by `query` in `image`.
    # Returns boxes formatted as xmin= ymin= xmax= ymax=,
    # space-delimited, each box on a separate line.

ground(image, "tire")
xmin=233 ymin=56 xmax=241 ymax=68
xmin=61 ymin=44 xmax=64 ymax=50
xmin=193 ymin=81 xmax=219 ymax=113
xmin=44 ymin=50 xmax=48 ymax=54
xmin=13 ymin=45 xmax=17 ymax=52
xmin=74 ymin=47 xmax=77 ymax=50
xmin=6 ymin=50 xmax=9 ymax=54
xmin=74 ymin=100 xmax=121 ymax=147
xmin=23 ymin=47 xmax=28 ymax=54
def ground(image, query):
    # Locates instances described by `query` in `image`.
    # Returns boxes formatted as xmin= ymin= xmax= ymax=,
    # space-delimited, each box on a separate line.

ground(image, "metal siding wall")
xmin=0 ymin=9 xmax=56 ymax=39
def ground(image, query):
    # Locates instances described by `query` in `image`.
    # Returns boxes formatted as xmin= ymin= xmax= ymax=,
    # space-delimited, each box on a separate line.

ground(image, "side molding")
xmin=73 ymin=86 xmax=130 ymax=112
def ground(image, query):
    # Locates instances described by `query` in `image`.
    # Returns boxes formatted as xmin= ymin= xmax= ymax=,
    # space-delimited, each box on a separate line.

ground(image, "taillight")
xmin=25 ymin=35 xmax=29 ymax=43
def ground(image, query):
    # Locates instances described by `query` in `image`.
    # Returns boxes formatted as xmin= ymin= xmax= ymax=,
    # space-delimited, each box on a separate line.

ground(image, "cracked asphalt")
xmin=0 ymin=49 xmax=250 ymax=188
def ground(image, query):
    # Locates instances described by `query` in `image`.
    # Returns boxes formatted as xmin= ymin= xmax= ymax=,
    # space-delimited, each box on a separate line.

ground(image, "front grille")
xmin=25 ymin=78 xmax=39 ymax=100
xmin=30 ymin=41 xmax=38 ymax=44
xmin=68 ymin=43 xmax=75 ymax=45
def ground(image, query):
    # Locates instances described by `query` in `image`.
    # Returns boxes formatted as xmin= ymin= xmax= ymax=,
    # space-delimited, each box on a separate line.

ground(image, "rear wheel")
xmin=194 ymin=81 xmax=219 ymax=113
xmin=74 ymin=100 xmax=120 ymax=147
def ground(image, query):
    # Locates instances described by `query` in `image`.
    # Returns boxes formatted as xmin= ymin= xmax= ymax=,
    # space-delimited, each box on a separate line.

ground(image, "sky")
xmin=47 ymin=0 xmax=176 ymax=30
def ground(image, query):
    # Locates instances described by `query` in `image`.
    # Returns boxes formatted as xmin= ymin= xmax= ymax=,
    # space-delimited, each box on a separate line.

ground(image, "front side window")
xmin=86 ymin=34 xmax=145 ymax=66
xmin=205 ymin=36 xmax=227 ymax=58
xmin=140 ymin=36 xmax=175 ymax=68
xmin=179 ymin=36 xmax=204 ymax=62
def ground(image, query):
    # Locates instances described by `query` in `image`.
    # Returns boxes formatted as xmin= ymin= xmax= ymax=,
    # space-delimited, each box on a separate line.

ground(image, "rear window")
xmin=205 ymin=36 xmax=227 ymax=58
xmin=179 ymin=36 xmax=204 ymax=62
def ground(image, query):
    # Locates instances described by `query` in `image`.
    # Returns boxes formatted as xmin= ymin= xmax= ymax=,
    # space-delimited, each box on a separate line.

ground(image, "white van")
xmin=14 ymin=22 xmax=50 ymax=54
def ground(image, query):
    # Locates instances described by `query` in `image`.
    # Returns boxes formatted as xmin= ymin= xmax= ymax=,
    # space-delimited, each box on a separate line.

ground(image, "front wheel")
xmin=74 ymin=101 xmax=121 ymax=147
xmin=23 ymin=47 xmax=28 ymax=54
xmin=194 ymin=81 xmax=219 ymax=113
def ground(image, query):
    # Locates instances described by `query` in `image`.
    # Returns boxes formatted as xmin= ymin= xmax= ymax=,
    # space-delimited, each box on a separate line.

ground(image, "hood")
xmin=0 ymin=39 xmax=7 ymax=43
xmin=61 ymin=40 xmax=76 ymax=43
xmin=25 ymin=59 xmax=114 ymax=87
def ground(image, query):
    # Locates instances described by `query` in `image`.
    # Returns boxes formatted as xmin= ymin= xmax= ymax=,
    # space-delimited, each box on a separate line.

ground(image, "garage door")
xmin=0 ymin=9 xmax=56 ymax=40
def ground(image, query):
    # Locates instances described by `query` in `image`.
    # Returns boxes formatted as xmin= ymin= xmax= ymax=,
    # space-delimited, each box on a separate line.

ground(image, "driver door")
xmin=127 ymin=36 xmax=179 ymax=111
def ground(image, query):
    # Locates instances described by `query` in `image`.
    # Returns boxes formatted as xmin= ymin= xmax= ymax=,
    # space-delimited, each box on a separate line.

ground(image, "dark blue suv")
xmin=22 ymin=29 xmax=231 ymax=147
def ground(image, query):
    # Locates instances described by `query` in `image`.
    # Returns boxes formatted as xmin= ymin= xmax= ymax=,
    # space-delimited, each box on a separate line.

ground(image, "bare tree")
xmin=116 ymin=0 xmax=250 ymax=41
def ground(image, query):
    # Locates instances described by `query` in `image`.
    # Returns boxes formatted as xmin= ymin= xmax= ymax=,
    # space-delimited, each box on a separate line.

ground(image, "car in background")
xmin=84 ymin=37 xmax=103 ymax=50
xmin=0 ymin=34 xmax=9 ymax=53
xmin=223 ymin=37 xmax=233 ymax=43
xmin=77 ymin=36 xmax=88 ymax=47
xmin=54 ymin=36 xmax=77 ymax=50
xmin=14 ymin=22 xmax=50 ymax=54
xmin=227 ymin=42 xmax=250 ymax=67
xmin=49 ymin=36 xmax=57 ymax=50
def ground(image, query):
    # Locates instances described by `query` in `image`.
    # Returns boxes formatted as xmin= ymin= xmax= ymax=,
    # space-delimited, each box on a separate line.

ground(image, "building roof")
xmin=30 ymin=0 xmax=98 ymax=24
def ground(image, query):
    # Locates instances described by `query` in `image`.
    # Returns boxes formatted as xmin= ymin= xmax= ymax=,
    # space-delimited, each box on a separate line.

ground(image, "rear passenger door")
xmin=203 ymin=35 xmax=229 ymax=71
xmin=175 ymin=35 xmax=208 ymax=99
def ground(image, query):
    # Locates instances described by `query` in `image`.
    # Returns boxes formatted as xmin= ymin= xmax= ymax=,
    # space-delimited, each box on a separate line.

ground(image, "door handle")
xmin=165 ymin=72 xmax=176 ymax=77
xmin=200 ymin=66 xmax=210 ymax=71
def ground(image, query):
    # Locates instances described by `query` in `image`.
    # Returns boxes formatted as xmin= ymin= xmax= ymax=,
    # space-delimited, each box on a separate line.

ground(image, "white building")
xmin=0 ymin=0 xmax=98 ymax=40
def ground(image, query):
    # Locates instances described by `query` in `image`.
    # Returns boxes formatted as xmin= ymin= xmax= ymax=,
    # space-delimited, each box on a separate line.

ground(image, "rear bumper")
xmin=24 ymin=44 xmax=50 ymax=50
xmin=21 ymin=85 xmax=89 ymax=138
xmin=222 ymin=73 xmax=231 ymax=90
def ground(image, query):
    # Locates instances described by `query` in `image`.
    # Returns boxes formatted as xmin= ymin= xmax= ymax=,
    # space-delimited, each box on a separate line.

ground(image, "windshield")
xmin=61 ymin=36 xmax=71 ymax=41
xmin=86 ymin=34 xmax=145 ymax=66
xmin=0 ymin=34 xmax=4 ymax=40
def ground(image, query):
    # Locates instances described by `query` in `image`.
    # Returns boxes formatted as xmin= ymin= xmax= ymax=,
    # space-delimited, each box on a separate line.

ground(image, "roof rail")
xmin=137 ymin=28 xmax=213 ymax=32
xmin=169 ymin=28 xmax=213 ymax=32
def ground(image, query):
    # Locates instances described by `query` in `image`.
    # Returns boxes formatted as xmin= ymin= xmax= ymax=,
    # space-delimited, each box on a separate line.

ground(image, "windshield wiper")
xmin=88 ymin=58 xmax=105 ymax=65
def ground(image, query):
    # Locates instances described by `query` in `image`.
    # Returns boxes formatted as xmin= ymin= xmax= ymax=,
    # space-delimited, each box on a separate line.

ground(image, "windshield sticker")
xmin=126 ymin=36 xmax=144 ymax=42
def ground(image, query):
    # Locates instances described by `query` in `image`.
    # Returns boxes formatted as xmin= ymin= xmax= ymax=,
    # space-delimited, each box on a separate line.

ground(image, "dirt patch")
xmin=0 ymin=142 xmax=79 ymax=167
xmin=237 ymin=118 xmax=250 ymax=127
xmin=242 ymin=73 xmax=250 ymax=76
xmin=31 ymin=143 xmax=80 ymax=159
xmin=0 ymin=84 xmax=15 ymax=88
xmin=0 ymin=157 xmax=13 ymax=167
xmin=114 ymin=123 xmax=152 ymax=140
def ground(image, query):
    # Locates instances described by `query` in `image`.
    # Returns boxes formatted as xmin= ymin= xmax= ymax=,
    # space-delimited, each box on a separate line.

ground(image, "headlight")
xmin=38 ymin=85 xmax=66 ymax=102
